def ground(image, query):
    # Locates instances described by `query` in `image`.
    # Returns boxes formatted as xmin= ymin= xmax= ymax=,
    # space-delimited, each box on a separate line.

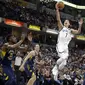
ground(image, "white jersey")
xmin=57 ymin=26 xmax=73 ymax=52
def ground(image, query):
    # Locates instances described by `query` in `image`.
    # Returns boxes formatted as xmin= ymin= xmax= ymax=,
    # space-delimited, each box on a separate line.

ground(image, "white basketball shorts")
xmin=56 ymin=45 xmax=69 ymax=59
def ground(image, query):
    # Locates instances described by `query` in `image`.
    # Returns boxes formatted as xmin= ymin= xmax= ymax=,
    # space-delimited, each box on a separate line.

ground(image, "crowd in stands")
xmin=0 ymin=1 xmax=57 ymax=29
xmin=0 ymin=0 xmax=79 ymax=31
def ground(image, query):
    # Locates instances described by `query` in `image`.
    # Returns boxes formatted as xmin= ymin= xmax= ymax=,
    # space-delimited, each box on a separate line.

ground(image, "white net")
xmin=40 ymin=0 xmax=54 ymax=3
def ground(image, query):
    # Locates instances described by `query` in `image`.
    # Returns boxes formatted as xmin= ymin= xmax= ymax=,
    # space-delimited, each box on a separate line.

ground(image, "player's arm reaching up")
xmin=71 ymin=18 xmax=83 ymax=34
xmin=4 ymin=33 xmax=25 ymax=48
xmin=56 ymin=3 xmax=63 ymax=31
xmin=19 ymin=51 xmax=35 ymax=71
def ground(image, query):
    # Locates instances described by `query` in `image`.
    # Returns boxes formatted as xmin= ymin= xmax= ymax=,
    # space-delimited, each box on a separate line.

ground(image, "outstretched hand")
xmin=21 ymin=33 xmax=26 ymax=40
xmin=78 ymin=18 xmax=83 ymax=25
xmin=55 ymin=3 xmax=59 ymax=10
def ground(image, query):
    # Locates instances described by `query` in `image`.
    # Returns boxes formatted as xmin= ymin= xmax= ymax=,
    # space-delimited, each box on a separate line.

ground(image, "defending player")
xmin=19 ymin=44 xmax=40 ymax=85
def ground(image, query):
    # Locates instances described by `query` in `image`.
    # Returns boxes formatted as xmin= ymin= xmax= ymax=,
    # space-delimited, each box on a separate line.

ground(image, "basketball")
xmin=56 ymin=2 xmax=65 ymax=9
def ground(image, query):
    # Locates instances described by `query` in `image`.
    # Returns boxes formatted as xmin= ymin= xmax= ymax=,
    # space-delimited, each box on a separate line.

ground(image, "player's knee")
xmin=63 ymin=55 xmax=68 ymax=60
xmin=59 ymin=60 xmax=67 ymax=70
xmin=62 ymin=58 xmax=67 ymax=65
xmin=56 ymin=58 xmax=63 ymax=65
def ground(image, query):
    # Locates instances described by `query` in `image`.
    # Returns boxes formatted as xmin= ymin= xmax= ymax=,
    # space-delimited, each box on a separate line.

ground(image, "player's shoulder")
xmin=61 ymin=27 xmax=68 ymax=32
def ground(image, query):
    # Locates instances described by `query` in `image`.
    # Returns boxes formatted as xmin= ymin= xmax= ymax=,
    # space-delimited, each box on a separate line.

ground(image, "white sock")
xmin=57 ymin=58 xmax=63 ymax=66
xmin=52 ymin=65 xmax=58 ymax=81
xmin=54 ymin=73 xmax=58 ymax=81
xmin=59 ymin=59 xmax=67 ymax=70
xmin=52 ymin=65 xmax=58 ymax=75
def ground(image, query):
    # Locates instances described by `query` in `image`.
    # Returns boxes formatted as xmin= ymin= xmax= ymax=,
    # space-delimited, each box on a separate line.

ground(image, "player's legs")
xmin=3 ymin=66 xmax=17 ymax=85
xmin=52 ymin=50 xmax=68 ymax=81
xmin=57 ymin=50 xmax=68 ymax=69
xmin=52 ymin=61 xmax=59 ymax=81
xmin=56 ymin=57 xmax=64 ymax=66
xmin=52 ymin=66 xmax=58 ymax=81
xmin=27 ymin=74 xmax=36 ymax=85
xmin=58 ymin=58 xmax=67 ymax=70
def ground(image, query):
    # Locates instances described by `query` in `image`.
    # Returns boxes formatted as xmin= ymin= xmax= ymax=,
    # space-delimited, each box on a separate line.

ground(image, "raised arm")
xmin=19 ymin=51 xmax=35 ymax=71
xmin=8 ymin=40 xmax=24 ymax=48
xmin=56 ymin=3 xmax=63 ymax=30
xmin=71 ymin=18 xmax=83 ymax=34
xmin=7 ymin=34 xmax=25 ymax=48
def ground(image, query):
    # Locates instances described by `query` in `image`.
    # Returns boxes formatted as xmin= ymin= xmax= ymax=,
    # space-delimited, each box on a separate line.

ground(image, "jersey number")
xmin=65 ymin=32 xmax=68 ymax=37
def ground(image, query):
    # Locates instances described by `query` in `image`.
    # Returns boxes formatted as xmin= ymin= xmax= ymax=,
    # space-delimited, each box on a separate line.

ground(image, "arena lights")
xmin=54 ymin=0 xmax=85 ymax=9
xmin=4 ymin=19 xmax=24 ymax=27
xmin=46 ymin=29 xmax=58 ymax=34
xmin=76 ymin=35 xmax=85 ymax=41
xmin=28 ymin=25 xmax=41 ymax=31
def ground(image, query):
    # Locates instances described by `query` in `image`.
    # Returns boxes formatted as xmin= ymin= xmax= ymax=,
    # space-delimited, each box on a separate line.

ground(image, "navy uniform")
xmin=24 ymin=55 xmax=35 ymax=79
xmin=1 ymin=50 xmax=17 ymax=85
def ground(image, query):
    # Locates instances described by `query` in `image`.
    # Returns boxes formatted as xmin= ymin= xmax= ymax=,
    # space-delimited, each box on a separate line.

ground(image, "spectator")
xmin=14 ymin=51 xmax=23 ymax=85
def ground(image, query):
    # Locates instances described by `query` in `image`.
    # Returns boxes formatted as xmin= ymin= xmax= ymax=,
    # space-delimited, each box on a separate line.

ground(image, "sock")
xmin=52 ymin=65 xmax=58 ymax=81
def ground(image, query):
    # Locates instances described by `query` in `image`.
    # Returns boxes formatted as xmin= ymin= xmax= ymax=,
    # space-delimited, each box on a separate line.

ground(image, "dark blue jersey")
xmin=2 ymin=56 xmax=11 ymax=66
xmin=1 ymin=51 xmax=14 ymax=66
xmin=25 ymin=56 xmax=35 ymax=67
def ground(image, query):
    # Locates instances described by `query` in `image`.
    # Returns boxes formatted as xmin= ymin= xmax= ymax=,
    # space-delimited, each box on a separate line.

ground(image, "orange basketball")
xmin=56 ymin=2 xmax=65 ymax=9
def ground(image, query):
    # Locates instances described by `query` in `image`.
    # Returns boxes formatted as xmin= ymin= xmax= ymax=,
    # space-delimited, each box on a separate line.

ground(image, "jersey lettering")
xmin=65 ymin=32 xmax=68 ymax=37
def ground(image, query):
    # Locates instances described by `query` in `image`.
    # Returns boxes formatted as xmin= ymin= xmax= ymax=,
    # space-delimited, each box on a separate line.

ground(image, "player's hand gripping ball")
xmin=55 ymin=2 xmax=65 ymax=10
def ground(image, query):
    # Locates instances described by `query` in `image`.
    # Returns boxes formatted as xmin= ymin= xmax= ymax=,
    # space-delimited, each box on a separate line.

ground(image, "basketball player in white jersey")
xmin=52 ymin=3 xmax=83 ymax=81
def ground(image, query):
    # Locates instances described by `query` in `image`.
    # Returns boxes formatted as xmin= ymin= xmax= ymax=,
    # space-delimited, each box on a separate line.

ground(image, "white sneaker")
xmin=54 ymin=74 xmax=58 ymax=81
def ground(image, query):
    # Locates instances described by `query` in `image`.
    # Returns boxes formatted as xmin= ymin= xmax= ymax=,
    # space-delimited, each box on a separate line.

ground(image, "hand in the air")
xmin=21 ymin=33 xmax=26 ymax=40
xmin=79 ymin=18 xmax=83 ymax=25
xmin=55 ymin=3 xmax=59 ymax=10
